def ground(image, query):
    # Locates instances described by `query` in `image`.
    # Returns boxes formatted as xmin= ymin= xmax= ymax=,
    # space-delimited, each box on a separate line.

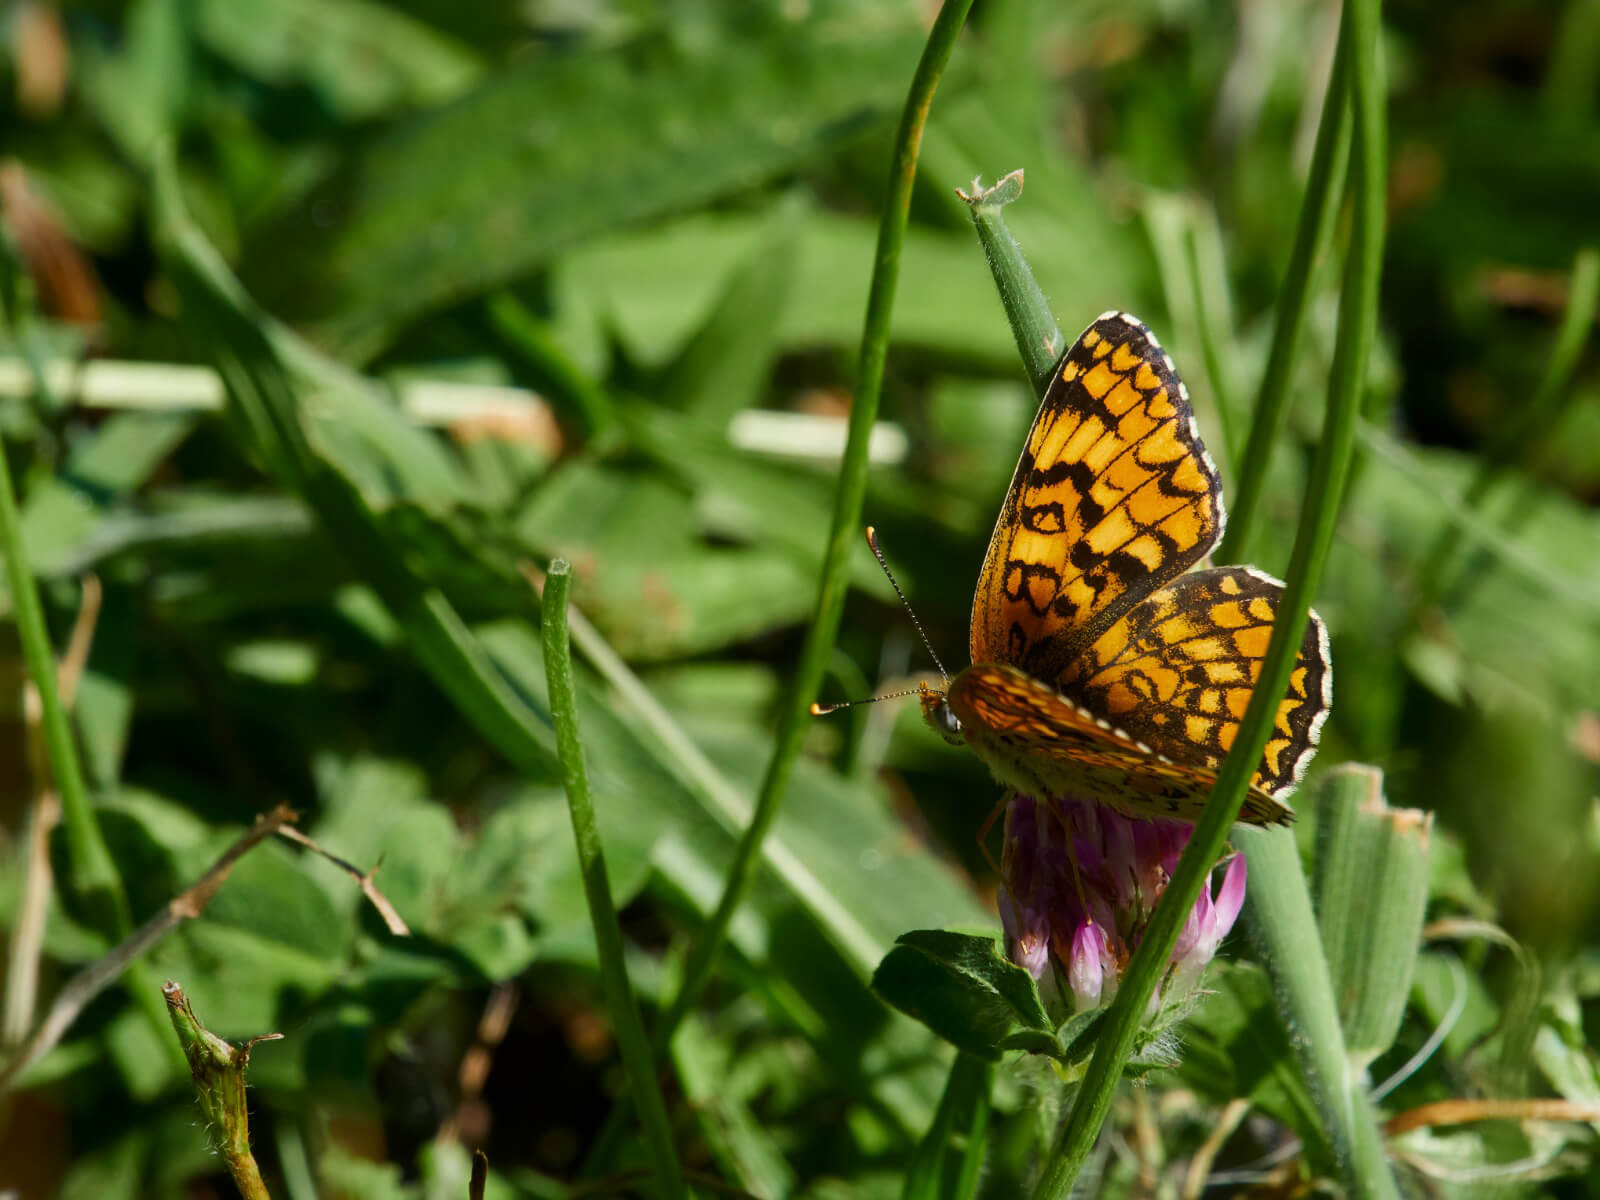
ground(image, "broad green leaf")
xmin=872 ymin=930 xmax=1052 ymax=1062
xmin=253 ymin=24 xmax=929 ymax=358
xmin=192 ymin=0 xmax=482 ymax=120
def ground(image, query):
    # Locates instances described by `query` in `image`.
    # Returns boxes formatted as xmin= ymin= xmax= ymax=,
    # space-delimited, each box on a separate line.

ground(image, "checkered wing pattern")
xmin=969 ymin=312 xmax=1224 ymax=682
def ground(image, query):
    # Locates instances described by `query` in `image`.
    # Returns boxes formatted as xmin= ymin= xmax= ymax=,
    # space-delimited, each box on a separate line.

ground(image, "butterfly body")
xmin=923 ymin=312 xmax=1331 ymax=827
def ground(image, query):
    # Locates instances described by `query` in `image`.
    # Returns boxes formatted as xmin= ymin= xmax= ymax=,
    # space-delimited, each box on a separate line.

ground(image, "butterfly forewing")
xmin=969 ymin=313 xmax=1225 ymax=682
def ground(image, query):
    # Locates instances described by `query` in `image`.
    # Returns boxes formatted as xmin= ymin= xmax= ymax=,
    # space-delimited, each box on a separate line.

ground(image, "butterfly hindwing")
xmin=1054 ymin=566 xmax=1331 ymax=801
xmin=946 ymin=662 xmax=1294 ymax=825
xmin=969 ymin=313 xmax=1225 ymax=683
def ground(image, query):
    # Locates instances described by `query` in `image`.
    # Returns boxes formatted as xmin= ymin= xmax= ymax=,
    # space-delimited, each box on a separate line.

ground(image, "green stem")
xmin=962 ymin=170 xmax=1064 ymax=394
xmin=0 ymin=376 xmax=130 ymax=944
xmin=901 ymin=1053 xmax=993 ymax=1200
xmin=1235 ymin=825 xmax=1391 ymax=1187
xmin=1031 ymin=0 xmax=1389 ymax=1190
xmin=649 ymin=0 xmax=975 ymax=1076
xmin=953 ymin=1061 xmax=993 ymax=1200
xmin=1216 ymin=28 xmax=1352 ymax=565
xmin=165 ymin=982 xmax=278 ymax=1200
xmin=541 ymin=561 xmax=685 ymax=1200
xmin=1185 ymin=208 xmax=1242 ymax=471
xmin=579 ymin=5 xmax=975 ymax=1173
xmin=1414 ymin=246 xmax=1600 ymax=611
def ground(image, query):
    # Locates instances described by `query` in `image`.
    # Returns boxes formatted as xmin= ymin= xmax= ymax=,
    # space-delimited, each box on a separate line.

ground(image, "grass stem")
xmin=541 ymin=560 xmax=686 ymax=1200
xmin=1031 ymin=0 xmax=1390 ymax=1190
xmin=645 ymin=0 xmax=975 ymax=1073
xmin=1216 ymin=27 xmax=1352 ymax=565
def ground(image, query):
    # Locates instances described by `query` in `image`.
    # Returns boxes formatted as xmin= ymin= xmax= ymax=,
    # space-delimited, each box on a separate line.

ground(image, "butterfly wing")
xmin=970 ymin=312 xmax=1225 ymax=679
xmin=948 ymin=661 xmax=1295 ymax=825
xmin=1054 ymin=566 xmax=1331 ymax=803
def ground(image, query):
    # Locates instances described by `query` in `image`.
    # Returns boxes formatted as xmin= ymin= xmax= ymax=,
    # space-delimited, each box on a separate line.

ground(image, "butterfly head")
xmin=919 ymin=682 xmax=964 ymax=746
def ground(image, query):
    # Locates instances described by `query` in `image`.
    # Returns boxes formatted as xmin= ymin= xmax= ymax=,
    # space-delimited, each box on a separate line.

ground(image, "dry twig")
xmin=273 ymin=825 xmax=410 ymax=935
xmin=0 ymin=803 xmax=297 ymax=1093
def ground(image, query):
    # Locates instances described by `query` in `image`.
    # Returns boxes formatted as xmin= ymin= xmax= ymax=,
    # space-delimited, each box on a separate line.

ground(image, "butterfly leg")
xmin=975 ymin=793 xmax=1008 ymax=878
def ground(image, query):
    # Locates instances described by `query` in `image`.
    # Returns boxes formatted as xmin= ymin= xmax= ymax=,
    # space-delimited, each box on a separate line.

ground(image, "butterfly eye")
xmin=935 ymin=701 xmax=963 ymax=745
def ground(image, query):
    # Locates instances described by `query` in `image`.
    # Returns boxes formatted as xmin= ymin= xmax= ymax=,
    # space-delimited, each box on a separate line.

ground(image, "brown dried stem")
xmin=1384 ymin=1098 xmax=1600 ymax=1137
xmin=0 ymin=803 xmax=297 ymax=1093
xmin=274 ymin=825 xmax=410 ymax=935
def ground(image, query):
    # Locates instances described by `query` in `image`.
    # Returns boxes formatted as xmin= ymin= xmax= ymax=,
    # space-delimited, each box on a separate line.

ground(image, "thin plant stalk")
xmin=651 ymin=0 xmax=976 ymax=1068
xmin=0 ymin=289 xmax=179 ymax=1072
xmin=1216 ymin=26 xmax=1353 ymax=565
xmin=0 ymin=359 xmax=129 ymax=943
xmin=541 ymin=560 xmax=685 ymax=1200
xmin=1031 ymin=0 xmax=1390 ymax=1191
xmin=902 ymin=1053 xmax=993 ymax=1200
xmin=580 ymin=4 xmax=975 ymax=1171
xmin=963 ymin=169 xmax=1063 ymax=393
xmin=164 ymin=982 xmax=279 ymax=1200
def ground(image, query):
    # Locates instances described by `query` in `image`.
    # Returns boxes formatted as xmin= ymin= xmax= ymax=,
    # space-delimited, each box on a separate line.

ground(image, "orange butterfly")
xmin=919 ymin=312 xmax=1330 ymax=825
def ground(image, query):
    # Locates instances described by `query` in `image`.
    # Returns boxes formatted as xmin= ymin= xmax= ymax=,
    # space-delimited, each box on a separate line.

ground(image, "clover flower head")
xmin=1000 ymin=792 xmax=1246 ymax=1020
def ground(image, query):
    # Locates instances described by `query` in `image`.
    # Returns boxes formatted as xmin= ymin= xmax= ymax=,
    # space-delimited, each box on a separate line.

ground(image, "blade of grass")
xmin=650 ymin=0 xmax=976 ymax=1069
xmin=578 ymin=9 xmax=977 ymax=1172
xmin=902 ymin=1053 xmax=993 ymax=1200
xmin=0 ymin=261 xmax=128 ymax=941
xmin=151 ymin=150 xmax=563 ymax=786
xmin=541 ymin=560 xmax=685 ymax=1200
xmin=0 ymin=239 xmax=180 ymax=1077
xmin=550 ymin=586 xmax=883 ymax=971
xmin=1216 ymin=26 xmax=1352 ymax=565
xmin=1031 ymin=0 xmax=1391 ymax=1191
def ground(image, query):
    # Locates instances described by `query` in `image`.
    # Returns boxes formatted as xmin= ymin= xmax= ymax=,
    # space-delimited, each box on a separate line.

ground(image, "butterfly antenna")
xmin=865 ymin=526 xmax=951 ymax=686
xmin=809 ymin=686 xmax=924 ymax=716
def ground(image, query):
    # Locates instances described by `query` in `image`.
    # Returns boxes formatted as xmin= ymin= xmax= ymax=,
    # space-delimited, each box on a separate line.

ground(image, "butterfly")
xmin=918 ymin=312 xmax=1331 ymax=825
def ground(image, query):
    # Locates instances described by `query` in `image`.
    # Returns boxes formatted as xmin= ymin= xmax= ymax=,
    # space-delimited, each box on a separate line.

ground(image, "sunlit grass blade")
xmin=644 ymin=0 xmax=977 ymax=1069
xmin=1032 ymin=0 xmax=1393 ymax=1190
xmin=0 ymin=246 xmax=128 ymax=940
xmin=541 ymin=560 xmax=685 ymax=1200
xmin=0 ymin=238 xmax=180 ymax=1080
xmin=1216 ymin=27 xmax=1352 ymax=566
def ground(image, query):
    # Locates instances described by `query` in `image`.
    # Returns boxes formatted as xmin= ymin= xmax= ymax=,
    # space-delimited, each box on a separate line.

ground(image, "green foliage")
xmin=2 ymin=1 xmax=1599 ymax=1196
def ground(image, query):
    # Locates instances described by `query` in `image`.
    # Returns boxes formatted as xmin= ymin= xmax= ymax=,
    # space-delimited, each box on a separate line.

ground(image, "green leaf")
xmin=1176 ymin=960 xmax=1332 ymax=1167
xmin=192 ymin=0 xmax=482 ymax=120
xmin=154 ymin=153 xmax=563 ymax=783
xmin=872 ymin=931 xmax=1052 ymax=1062
xmin=1311 ymin=764 xmax=1432 ymax=1066
xmin=254 ymin=24 xmax=929 ymax=358
xmin=659 ymin=200 xmax=801 ymax=424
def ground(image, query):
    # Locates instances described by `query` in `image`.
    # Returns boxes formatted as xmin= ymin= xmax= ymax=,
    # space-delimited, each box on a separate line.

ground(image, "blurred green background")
xmin=1 ymin=0 xmax=1598 ymax=1196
